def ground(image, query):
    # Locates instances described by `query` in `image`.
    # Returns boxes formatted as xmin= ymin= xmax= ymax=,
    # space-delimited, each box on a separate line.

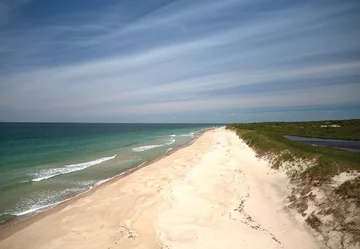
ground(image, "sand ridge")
xmin=155 ymin=128 xmax=322 ymax=249
xmin=0 ymin=128 xmax=323 ymax=249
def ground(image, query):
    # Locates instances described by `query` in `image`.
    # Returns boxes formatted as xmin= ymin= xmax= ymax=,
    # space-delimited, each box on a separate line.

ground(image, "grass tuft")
xmin=335 ymin=177 xmax=360 ymax=201
xmin=227 ymin=120 xmax=360 ymax=181
xmin=306 ymin=214 xmax=322 ymax=229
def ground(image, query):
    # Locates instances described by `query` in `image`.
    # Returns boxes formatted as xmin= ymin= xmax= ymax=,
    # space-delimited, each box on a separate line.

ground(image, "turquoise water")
xmin=0 ymin=123 xmax=217 ymax=222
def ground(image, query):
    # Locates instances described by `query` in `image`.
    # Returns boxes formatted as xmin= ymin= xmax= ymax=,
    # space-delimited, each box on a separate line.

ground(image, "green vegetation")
xmin=229 ymin=119 xmax=360 ymax=140
xmin=226 ymin=120 xmax=360 ymax=181
xmin=336 ymin=177 xmax=360 ymax=201
xmin=227 ymin=119 xmax=360 ymax=245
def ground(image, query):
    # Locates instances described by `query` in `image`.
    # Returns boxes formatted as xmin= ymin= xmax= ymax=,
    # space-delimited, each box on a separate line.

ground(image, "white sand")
xmin=331 ymin=171 xmax=360 ymax=188
xmin=0 ymin=128 xmax=323 ymax=249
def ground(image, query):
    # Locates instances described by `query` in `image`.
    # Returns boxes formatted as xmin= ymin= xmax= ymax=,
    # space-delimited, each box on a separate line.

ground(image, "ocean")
xmin=0 ymin=123 xmax=218 ymax=223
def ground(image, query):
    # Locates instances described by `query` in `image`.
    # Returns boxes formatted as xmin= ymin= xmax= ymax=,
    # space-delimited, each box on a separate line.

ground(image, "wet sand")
xmin=0 ymin=128 xmax=323 ymax=249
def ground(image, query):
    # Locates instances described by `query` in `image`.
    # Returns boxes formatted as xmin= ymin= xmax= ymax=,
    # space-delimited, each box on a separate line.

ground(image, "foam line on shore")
xmin=31 ymin=155 xmax=117 ymax=182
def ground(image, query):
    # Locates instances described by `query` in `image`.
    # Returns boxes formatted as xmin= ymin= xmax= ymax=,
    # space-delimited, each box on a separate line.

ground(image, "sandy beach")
xmin=0 ymin=128 xmax=323 ymax=249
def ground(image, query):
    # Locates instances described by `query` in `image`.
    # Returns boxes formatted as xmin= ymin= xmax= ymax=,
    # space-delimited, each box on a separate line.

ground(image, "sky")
xmin=1 ymin=0 xmax=360 ymax=123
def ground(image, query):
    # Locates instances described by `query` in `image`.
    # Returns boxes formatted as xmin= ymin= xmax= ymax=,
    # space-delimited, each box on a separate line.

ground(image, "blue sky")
xmin=1 ymin=0 xmax=360 ymax=123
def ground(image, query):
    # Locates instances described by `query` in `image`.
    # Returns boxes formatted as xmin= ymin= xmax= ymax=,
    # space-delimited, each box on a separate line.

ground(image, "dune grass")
xmin=227 ymin=120 xmax=360 ymax=243
xmin=230 ymin=119 xmax=360 ymax=140
xmin=227 ymin=120 xmax=360 ymax=181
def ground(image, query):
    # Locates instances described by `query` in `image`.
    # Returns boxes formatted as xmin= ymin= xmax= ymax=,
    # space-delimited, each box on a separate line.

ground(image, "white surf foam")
xmin=179 ymin=132 xmax=195 ymax=137
xmin=10 ymin=187 xmax=91 ymax=216
xmin=166 ymin=138 xmax=176 ymax=145
xmin=95 ymin=176 xmax=118 ymax=187
xmin=96 ymin=161 xmax=149 ymax=186
xmin=165 ymin=148 xmax=173 ymax=154
xmin=12 ymin=200 xmax=61 ymax=216
xmin=133 ymin=137 xmax=176 ymax=152
xmin=132 ymin=144 xmax=164 ymax=152
xmin=9 ymin=158 xmax=154 ymax=219
xmin=31 ymin=155 xmax=116 ymax=182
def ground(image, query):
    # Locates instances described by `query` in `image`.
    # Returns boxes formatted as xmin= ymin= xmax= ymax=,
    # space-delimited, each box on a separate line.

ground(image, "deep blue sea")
xmin=0 ymin=123 xmax=218 ymax=223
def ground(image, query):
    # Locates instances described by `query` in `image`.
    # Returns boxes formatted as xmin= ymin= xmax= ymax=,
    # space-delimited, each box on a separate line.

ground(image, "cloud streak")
xmin=1 ymin=0 xmax=360 ymax=122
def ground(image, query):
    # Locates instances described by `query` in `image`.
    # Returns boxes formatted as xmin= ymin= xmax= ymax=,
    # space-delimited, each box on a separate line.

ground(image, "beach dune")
xmin=0 ymin=128 xmax=322 ymax=249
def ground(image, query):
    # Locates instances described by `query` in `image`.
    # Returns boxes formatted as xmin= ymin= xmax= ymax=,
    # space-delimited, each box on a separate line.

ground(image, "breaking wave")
xmin=31 ymin=155 xmax=116 ymax=182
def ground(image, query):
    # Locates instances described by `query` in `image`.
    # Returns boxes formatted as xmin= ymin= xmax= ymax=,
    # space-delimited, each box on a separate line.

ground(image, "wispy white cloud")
xmin=1 ymin=0 xmax=360 ymax=122
xmin=0 ymin=0 xmax=33 ymax=25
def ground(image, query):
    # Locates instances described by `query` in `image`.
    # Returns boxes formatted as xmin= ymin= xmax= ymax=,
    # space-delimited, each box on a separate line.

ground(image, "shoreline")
xmin=228 ymin=123 xmax=360 ymax=248
xmin=0 ymin=128 xmax=323 ymax=249
xmin=0 ymin=128 xmax=214 ymax=241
